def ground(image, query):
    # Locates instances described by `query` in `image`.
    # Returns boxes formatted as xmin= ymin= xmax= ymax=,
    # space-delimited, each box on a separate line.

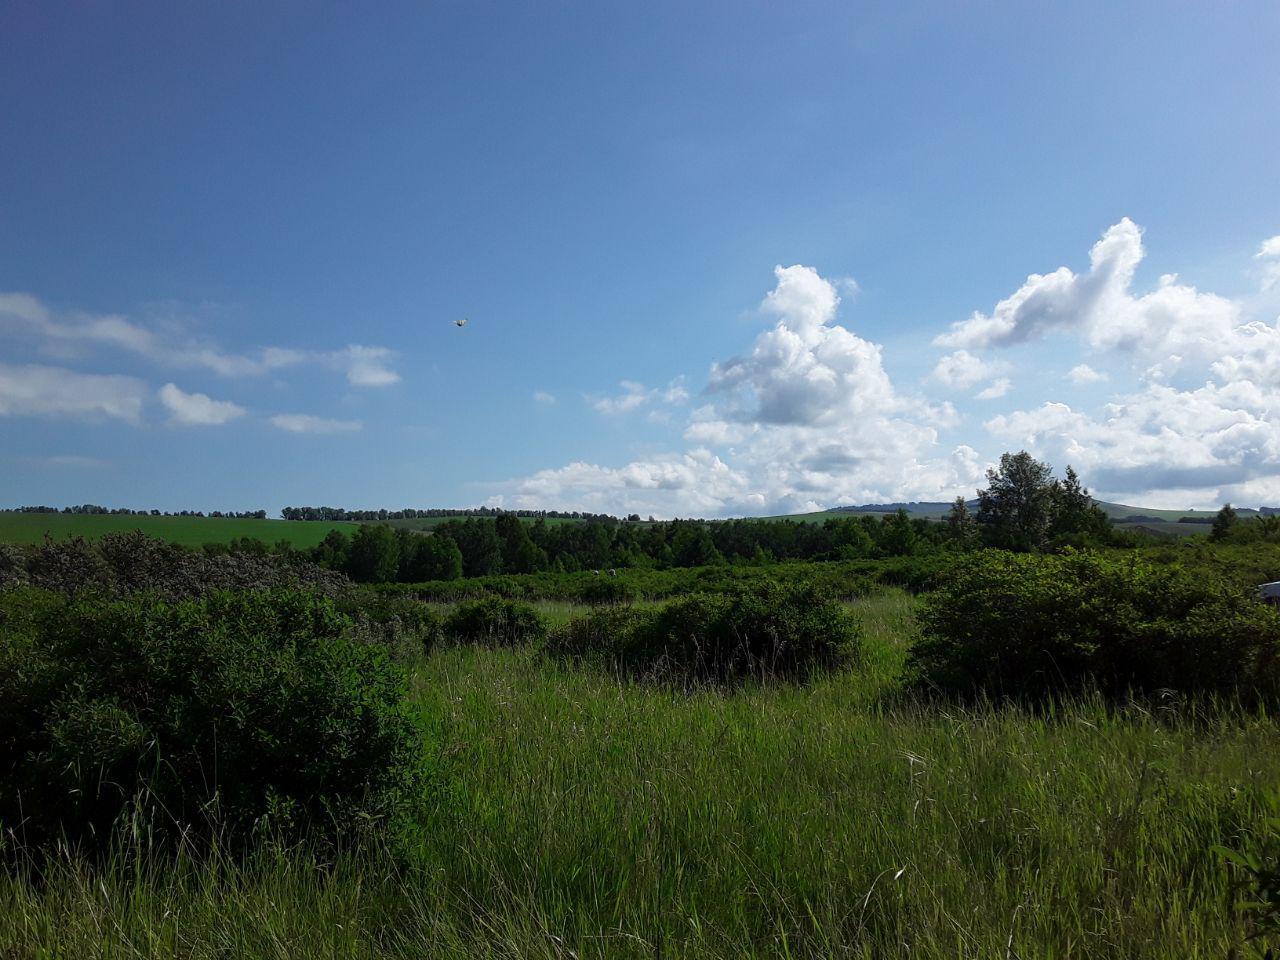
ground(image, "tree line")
xmin=2 ymin=505 xmax=268 ymax=519
xmin=270 ymin=453 xmax=1121 ymax=584
xmin=279 ymin=505 xmax=622 ymax=522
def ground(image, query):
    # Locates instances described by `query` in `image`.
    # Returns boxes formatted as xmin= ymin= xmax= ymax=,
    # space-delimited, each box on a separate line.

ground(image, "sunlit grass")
xmin=3 ymin=590 xmax=1277 ymax=957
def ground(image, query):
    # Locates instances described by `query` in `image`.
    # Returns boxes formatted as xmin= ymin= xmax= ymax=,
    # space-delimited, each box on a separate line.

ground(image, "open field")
xmin=3 ymin=592 xmax=1278 ymax=958
xmin=0 ymin=512 xmax=357 ymax=548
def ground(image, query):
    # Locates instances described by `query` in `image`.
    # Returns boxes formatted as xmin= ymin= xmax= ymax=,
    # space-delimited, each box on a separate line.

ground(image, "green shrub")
xmin=443 ymin=598 xmax=547 ymax=646
xmin=547 ymin=605 xmax=657 ymax=662
xmin=555 ymin=583 xmax=859 ymax=684
xmin=909 ymin=550 xmax=1280 ymax=700
xmin=337 ymin=590 xmax=443 ymax=659
xmin=578 ymin=576 xmax=639 ymax=605
xmin=0 ymin=588 xmax=425 ymax=853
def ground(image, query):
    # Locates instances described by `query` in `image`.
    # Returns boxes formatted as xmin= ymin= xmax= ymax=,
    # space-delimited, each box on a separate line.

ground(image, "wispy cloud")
xmin=269 ymin=413 xmax=363 ymax=434
xmin=0 ymin=292 xmax=400 ymax=387
xmin=0 ymin=362 xmax=145 ymax=423
xmin=975 ymin=378 xmax=1012 ymax=400
xmin=590 ymin=377 xmax=689 ymax=415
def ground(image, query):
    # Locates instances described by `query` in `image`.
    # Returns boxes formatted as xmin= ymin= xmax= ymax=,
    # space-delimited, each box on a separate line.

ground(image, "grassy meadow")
xmin=3 ymin=592 xmax=1276 ymax=958
xmin=0 ymin=512 xmax=357 ymax=548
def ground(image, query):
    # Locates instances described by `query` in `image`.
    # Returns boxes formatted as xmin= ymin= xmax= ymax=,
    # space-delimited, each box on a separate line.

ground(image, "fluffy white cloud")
xmin=1066 ymin=363 xmax=1108 ymax=384
xmin=0 ymin=292 xmax=400 ymax=386
xmin=158 ymin=382 xmax=246 ymax=426
xmin=986 ymin=377 xmax=1280 ymax=503
xmin=503 ymin=221 xmax=1280 ymax=515
xmin=933 ymin=219 xmax=1241 ymax=363
xmin=931 ymin=350 xmax=1000 ymax=389
xmin=533 ymin=390 xmax=556 ymax=405
xmin=269 ymin=413 xmax=362 ymax=434
xmin=499 ymin=264 xmax=977 ymax=516
xmin=0 ymin=362 xmax=145 ymax=422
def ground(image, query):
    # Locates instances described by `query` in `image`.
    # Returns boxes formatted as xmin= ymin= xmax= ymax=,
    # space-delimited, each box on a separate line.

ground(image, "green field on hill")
xmin=0 ymin=512 xmax=357 ymax=549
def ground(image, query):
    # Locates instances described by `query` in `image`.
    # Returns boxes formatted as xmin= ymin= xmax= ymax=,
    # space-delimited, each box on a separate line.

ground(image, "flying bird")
xmin=454 ymin=317 xmax=469 ymax=328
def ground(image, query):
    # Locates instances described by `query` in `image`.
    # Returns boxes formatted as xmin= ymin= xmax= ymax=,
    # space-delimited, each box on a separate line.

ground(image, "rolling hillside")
xmin=0 ymin=513 xmax=359 ymax=549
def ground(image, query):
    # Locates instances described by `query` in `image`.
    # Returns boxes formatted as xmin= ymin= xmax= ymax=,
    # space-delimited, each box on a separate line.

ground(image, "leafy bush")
xmin=0 ymin=544 xmax=27 ymax=590
xmin=0 ymin=588 xmax=425 ymax=853
xmin=552 ymin=583 xmax=860 ymax=684
xmin=336 ymin=591 xmax=443 ymax=663
xmin=909 ymin=550 xmax=1280 ymax=700
xmin=546 ymin=605 xmax=656 ymax=662
xmin=9 ymin=532 xmax=349 ymax=602
xmin=577 ymin=576 xmax=639 ymax=605
xmin=443 ymin=598 xmax=547 ymax=646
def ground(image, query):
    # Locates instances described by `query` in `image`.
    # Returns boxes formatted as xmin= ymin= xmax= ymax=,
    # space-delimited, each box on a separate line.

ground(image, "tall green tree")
xmin=495 ymin=514 xmax=547 ymax=574
xmin=1212 ymin=503 xmax=1239 ymax=542
xmin=945 ymin=496 xmax=979 ymax=548
xmin=976 ymin=451 xmax=1057 ymax=551
xmin=400 ymin=533 xmax=463 ymax=581
xmin=1048 ymin=465 xmax=1111 ymax=543
xmin=345 ymin=524 xmax=401 ymax=583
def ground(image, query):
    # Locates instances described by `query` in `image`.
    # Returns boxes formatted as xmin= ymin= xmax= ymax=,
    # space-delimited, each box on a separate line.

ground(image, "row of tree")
xmin=1 ymin=505 xmax=268 ymax=519
xmin=278 ymin=505 xmax=621 ymax=523
xmin=261 ymin=454 xmax=1117 ymax=583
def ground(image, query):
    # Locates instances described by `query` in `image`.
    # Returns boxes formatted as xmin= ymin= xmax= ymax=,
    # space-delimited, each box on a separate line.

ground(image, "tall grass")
xmin=3 ymin=593 xmax=1277 ymax=957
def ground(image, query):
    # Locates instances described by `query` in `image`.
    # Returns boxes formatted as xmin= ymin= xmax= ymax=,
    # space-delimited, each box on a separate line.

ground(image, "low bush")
xmin=546 ymin=605 xmax=657 ymax=662
xmin=909 ymin=550 xmax=1280 ymax=701
xmin=577 ymin=576 xmax=639 ymax=605
xmin=337 ymin=591 xmax=443 ymax=660
xmin=551 ymin=583 xmax=860 ymax=684
xmin=443 ymin=597 xmax=547 ymax=646
xmin=12 ymin=531 xmax=349 ymax=602
xmin=0 ymin=587 xmax=425 ymax=854
xmin=0 ymin=544 xmax=27 ymax=590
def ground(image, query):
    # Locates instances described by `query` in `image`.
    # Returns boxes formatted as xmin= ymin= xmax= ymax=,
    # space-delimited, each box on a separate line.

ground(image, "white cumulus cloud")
xmin=158 ymin=382 xmax=246 ymax=426
xmin=498 ymin=264 xmax=976 ymax=517
xmin=931 ymin=349 xmax=1001 ymax=389
xmin=1066 ymin=363 xmax=1108 ymax=384
xmin=933 ymin=219 xmax=1241 ymax=363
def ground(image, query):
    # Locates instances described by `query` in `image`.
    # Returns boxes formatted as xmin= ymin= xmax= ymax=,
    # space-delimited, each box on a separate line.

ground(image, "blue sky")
xmin=2 ymin=1 xmax=1279 ymax=516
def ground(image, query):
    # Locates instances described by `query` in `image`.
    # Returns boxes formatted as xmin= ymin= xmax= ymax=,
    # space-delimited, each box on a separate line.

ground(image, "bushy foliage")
xmin=0 ymin=588 xmax=424 ymax=853
xmin=336 ymin=591 xmax=443 ymax=661
xmin=443 ymin=597 xmax=547 ymax=646
xmin=552 ymin=583 xmax=860 ymax=684
xmin=546 ymin=605 xmax=657 ymax=662
xmin=13 ymin=532 xmax=348 ymax=601
xmin=909 ymin=550 xmax=1280 ymax=700
xmin=0 ymin=544 xmax=27 ymax=590
xmin=577 ymin=575 xmax=639 ymax=605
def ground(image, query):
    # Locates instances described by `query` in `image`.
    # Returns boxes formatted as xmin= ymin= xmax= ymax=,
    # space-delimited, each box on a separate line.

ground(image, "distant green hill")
xmin=0 ymin=513 xmax=358 ymax=549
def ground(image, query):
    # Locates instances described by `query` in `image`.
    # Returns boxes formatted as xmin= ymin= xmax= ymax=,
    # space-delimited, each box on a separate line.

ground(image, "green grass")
xmin=0 ymin=512 xmax=358 ymax=548
xmin=2 ymin=592 xmax=1277 ymax=957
